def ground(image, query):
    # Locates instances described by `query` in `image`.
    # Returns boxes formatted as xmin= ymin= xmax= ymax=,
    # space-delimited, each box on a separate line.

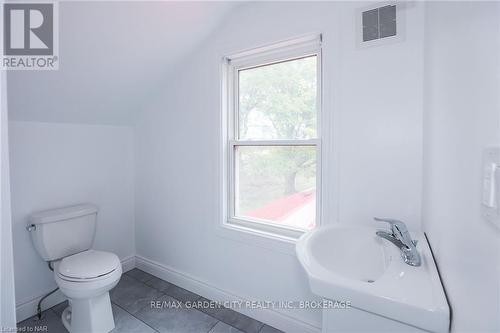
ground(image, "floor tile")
xmin=197 ymin=298 xmax=263 ymax=333
xmin=146 ymin=276 xmax=201 ymax=303
xmin=125 ymin=268 xmax=156 ymax=283
xmin=259 ymin=325 xmax=284 ymax=333
xmin=197 ymin=297 xmax=224 ymax=317
xmin=144 ymin=275 xmax=174 ymax=293
xmin=51 ymin=300 xmax=69 ymax=317
xmin=134 ymin=294 xmax=218 ymax=333
xmin=208 ymin=307 xmax=264 ymax=333
xmin=111 ymin=304 xmax=157 ymax=333
xmin=110 ymin=274 xmax=164 ymax=314
xmin=210 ymin=321 xmax=244 ymax=333
xmin=17 ymin=310 xmax=68 ymax=333
xmin=164 ymin=284 xmax=201 ymax=303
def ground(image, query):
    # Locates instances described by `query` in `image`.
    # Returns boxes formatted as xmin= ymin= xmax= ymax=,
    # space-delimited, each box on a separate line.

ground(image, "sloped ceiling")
xmin=7 ymin=1 xmax=239 ymax=125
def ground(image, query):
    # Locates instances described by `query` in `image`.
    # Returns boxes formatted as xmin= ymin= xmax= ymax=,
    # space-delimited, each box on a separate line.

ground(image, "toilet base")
xmin=61 ymin=292 xmax=115 ymax=333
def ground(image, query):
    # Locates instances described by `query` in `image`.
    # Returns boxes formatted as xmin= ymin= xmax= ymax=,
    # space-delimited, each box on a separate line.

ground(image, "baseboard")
xmin=16 ymin=255 xmax=135 ymax=323
xmin=120 ymin=255 xmax=136 ymax=273
xmin=135 ymin=255 xmax=321 ymax=333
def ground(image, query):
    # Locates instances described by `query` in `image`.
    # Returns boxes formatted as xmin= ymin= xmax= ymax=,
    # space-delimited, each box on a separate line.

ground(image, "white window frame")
xmin=222 ymin=34 xmax=322 ymax=240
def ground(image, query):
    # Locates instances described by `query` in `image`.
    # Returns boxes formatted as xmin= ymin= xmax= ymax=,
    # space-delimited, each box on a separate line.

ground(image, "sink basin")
xmin=296 ymin=225 xmax=450 ymax=333
xmin=308 ymin=227 xmax=389 ymax=283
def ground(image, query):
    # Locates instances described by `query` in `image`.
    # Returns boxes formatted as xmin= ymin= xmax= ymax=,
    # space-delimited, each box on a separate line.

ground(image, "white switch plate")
xmin=482 ymin=147 xmax=500 ymax=229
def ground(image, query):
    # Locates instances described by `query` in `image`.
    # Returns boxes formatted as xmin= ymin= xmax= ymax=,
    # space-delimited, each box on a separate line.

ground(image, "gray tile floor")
xmin=18 ymin=268 xmax=283 ymax=333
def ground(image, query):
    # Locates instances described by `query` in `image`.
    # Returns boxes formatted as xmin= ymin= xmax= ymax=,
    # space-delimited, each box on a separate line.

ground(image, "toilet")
xmin=27 ymin=204 xmax=122 ymax=333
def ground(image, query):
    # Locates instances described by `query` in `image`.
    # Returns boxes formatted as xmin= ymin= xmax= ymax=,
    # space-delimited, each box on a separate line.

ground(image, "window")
xmin=224 ymin=35 xmax=321 ymax=239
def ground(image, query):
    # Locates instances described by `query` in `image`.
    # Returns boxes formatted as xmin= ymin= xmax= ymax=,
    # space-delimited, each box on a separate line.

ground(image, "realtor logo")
xmin=4 ymin=3 xmax=53 ymax=55
xmin=1 ymin=2 xmax=58 ymax=69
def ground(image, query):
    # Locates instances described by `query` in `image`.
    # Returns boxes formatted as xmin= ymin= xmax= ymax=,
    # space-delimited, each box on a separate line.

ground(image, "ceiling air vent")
xmin=362 ymin=4 xmax=397 ymax=42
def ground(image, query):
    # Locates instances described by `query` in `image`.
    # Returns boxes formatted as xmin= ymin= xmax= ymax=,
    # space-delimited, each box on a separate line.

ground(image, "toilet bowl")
xmin=27 ymin=204 xmax=122 ymax=333
xmin=54 ymin=250 xmax=122 ymax=333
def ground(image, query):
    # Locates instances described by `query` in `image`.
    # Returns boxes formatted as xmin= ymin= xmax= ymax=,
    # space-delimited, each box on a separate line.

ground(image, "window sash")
xmin=224 ymin=36 xmax=322 ymax=239
xmin=231 ymin=53 xmax=321 ymax=142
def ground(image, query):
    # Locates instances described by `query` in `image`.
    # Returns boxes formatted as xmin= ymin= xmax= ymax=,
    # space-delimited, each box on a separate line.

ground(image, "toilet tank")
xmin=28 ymin=204 xmax=98 ymax=261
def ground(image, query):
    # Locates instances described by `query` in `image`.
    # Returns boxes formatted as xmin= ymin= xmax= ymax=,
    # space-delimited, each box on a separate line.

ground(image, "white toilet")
xmin=28 ymin=204 xmax=122 ymax=333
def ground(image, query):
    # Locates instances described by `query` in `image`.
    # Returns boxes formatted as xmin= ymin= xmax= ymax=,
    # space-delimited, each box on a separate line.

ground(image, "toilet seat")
xmin=57 ymin=250 xmax=120 ymax=282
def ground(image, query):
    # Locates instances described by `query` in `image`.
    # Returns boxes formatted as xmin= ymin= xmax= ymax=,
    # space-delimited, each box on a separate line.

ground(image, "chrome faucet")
xmin=374 ymin=217 xmax=421 ymax=267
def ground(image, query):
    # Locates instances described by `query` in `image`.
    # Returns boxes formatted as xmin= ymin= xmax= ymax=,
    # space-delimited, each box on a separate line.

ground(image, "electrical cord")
xmin=36 ymin=262 xmax=59 ymax=320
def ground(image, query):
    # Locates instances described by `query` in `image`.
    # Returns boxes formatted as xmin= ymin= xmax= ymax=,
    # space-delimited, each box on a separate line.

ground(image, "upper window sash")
xmin=233 ymin=54 xmax=320 ymax=142
xmin=227 ymin=39 xmax=322 ymax=143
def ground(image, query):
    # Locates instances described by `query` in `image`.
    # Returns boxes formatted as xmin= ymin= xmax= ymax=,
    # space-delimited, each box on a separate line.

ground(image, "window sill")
xmin=215 ymin=220 xmax=304 ymax=256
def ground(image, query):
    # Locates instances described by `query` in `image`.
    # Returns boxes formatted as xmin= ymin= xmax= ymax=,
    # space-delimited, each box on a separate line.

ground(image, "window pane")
xmin=234 ymin=146 xmax=316 ymax=230
xmin=238 ymin=56 xmax=317 ymax=140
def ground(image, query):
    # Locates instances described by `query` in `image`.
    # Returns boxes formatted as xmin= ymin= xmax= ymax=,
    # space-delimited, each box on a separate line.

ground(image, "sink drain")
xmin=365 ymin=279 xmax=375 ymax=283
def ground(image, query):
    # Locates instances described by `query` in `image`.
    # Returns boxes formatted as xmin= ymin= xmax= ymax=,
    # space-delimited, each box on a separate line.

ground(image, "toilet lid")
xmin=58 ymin=250 xmax=120 ymax=280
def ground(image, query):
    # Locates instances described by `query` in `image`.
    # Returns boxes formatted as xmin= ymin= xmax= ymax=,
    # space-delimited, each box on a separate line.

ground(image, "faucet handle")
xmin=374 ymin=217 xmax=406 ymax=227
xmin=374 ymin=217 xmax=408 ymax=236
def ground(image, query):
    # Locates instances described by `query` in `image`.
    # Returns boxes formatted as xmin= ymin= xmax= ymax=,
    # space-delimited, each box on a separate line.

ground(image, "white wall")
xmin=135 ymin=2 xmax=424 ymax=330
xmin=1 ymin=69 xmax=17 ymax=329
xmin=422 ymin=2 xmax=500 ymax=332
xmin=8 ymin=121 xmax=135 ymax=319
xmin=7 ymin=2 xmax=238 ymax=126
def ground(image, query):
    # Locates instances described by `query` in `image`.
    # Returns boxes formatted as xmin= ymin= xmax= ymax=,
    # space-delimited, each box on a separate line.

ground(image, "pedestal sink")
xmin=296 ymin=225 xmax=450 ymax=333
